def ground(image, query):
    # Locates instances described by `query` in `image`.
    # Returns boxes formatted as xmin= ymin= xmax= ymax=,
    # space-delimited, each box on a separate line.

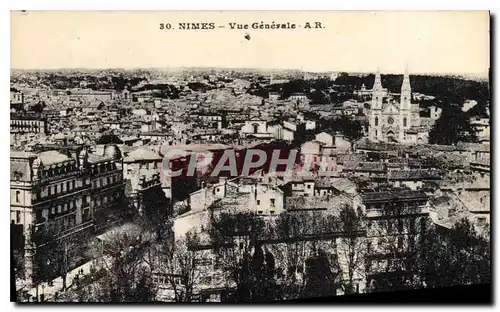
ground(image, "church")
xmin=368 ymin=70 xmax=428 ymax=144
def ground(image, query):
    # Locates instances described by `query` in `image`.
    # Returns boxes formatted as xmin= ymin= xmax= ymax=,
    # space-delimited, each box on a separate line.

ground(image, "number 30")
xmin=160 ymin=23 xmax=172 ymax=30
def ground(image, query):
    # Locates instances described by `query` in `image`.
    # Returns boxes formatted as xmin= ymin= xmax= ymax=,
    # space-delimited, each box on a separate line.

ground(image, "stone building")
xmin=10 ymin=144 xmax=125 ymax=283
xmin=368 ymin=70 xmax=426 ymax=144
xmin=357 ymin=188 xmax=430 ymax=290
xmin=11 ymin=113 xmax=47 ymax=134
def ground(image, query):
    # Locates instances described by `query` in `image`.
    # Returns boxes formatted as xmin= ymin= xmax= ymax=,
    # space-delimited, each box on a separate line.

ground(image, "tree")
xmin=139 ymin=184 xmax=172 ymax=240
xmin=164 ymin=231 xmax=206 ymax=302
xmin=208 ymin=210 xmax=273 ymax=302
xmin=418 ymin=218 xmax=491 ymax=288
xmin=247 ymin=244 xmax=279 ymax=302
xmin=336 ymin=205 xmax=366 ymax=294
xmin=29 ymin=102 xmax=46 ymax=113
xmin=273 ymin=211 xmax=341 ymax=299
xmin=30 ymin=222 xmax=70 ymax=298
xmin=95 ymin=134 xmax=123 ymax=145
xmin=338 ymin=116 xmax=364 ymax=149
xmin=429 ymin=106 xmax=478 ymax=145
xmin=274 ymin=211 xmax=312 ymax=299
xmin=302 ymin=249 xmax=338 ymax=298
xmin=74 ymin=223 xmax=157 ymax=302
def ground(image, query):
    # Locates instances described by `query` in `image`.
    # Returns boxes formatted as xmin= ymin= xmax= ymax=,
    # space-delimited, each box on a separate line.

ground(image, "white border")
xmin=2 ymin=1 xmax=498 ymax=311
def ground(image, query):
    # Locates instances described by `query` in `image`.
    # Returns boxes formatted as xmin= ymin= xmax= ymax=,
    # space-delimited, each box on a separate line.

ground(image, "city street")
xmin=24 ymin=260 xmax=95 ymax=302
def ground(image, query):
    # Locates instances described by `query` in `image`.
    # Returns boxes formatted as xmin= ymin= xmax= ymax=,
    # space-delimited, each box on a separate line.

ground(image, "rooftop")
xmin=124 ymin=147 xmax=162 ymax=162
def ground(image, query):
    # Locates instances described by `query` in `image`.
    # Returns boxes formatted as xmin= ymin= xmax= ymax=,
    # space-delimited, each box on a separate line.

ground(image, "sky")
xmin=10 ymin=11 xmax=490 ymax=75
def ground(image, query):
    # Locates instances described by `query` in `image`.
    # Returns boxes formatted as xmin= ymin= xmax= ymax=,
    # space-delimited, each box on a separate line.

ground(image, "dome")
xmin=104 ymin=144 xmax=122 ymax=160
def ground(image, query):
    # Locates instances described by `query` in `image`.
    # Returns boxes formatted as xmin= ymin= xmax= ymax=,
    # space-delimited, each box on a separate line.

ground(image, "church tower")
xmin=400 ymin=68 xmax=412 ymax=110
xmin=399 ymin=68 xmax=412 ymax=142
xmin=372 ymin=71 xmax=383 ymax=110
xmin=369 ymin=71 xmax=384 ymax=141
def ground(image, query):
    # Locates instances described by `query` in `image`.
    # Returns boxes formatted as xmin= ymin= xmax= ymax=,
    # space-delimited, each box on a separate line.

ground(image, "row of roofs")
xmin=360 ymin=188 xmax=429 ymax=203
xmin=357 ymin=140 xmax=490 ymax=154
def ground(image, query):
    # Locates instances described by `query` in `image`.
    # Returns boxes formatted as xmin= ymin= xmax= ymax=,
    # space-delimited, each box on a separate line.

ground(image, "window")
xmin=15 ymin=191 xmax=20 ymax=203
xmin=67 ymin=181 xmax=71 ymax=191
xmin=403 ymin=117 xmax=407 ymax=127
xmin=258 ymin=210 xmax=263 ymax=214
xmin=397 ymin=219 xmax=404 ymax=233
xmin=83 ymin=208 xmax=90 ymax=222
xmin=48 ymin=186 xmax=52 ymax=196
xmin=375 ymin=117 xmax=379 ymax=126
xmin=257 ymin=200 xmax=260 ymax=206
xmin=270 ymin=198 xmax=275 ymax=207
xmin=307 ymin=184 xmax=311 ymax=189
xmin=397 ymin=236 xmax=404 ymax=249
xmin=409 ymin=218 xmax=416 ymax=234
xmin=16 ymin=211 xmax=21 ymax=223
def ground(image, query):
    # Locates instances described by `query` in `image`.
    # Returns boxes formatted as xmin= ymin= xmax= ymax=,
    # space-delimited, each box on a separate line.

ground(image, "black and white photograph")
xmin=9 ymin=10 xmax=491 ymax=303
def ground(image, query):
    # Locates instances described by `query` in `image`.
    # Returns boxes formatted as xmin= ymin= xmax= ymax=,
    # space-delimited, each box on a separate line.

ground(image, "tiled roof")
xmin=286 ymin=194 xmax=350 ymax=211
xmin=343 ymin=161 xmax=385 ymax=172
xmin=361 ymin=189 xmax=428 ymax=203
xmin=387 ymin=169 xmax=442 ymax=181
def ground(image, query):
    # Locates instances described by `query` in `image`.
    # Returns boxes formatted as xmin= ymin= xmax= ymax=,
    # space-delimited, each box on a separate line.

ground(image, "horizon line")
xmin=10 ymin=66 xmax=490 ymax=78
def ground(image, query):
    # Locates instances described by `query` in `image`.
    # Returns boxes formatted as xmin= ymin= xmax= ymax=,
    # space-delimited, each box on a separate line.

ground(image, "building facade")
xmin=368 ymin=71 xmax=423 ymax=144
xmin=11 ymin=113 xmax=47 ymax=134
xmin=10 ymin=145 xmax=125 ymax=283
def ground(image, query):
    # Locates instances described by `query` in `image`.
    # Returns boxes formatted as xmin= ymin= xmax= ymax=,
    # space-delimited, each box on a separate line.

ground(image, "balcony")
xmin=59 ymin=220 xmax=94 ymax=239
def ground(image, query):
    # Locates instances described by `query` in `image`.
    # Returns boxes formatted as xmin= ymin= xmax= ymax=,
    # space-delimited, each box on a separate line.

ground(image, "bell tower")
xmin=372 ymin=71 xmax=383 ymax=110
xmin=369 ymin=70 xmax=383 ymax=141
xmin=400 ymin=67 xmax=411 ymax=111
xmin=399 ymin=67 xmax=412 ymax=142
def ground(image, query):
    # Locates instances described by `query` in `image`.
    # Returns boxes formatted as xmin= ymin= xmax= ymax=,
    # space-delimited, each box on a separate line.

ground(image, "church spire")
xmin=401 ymin=67 xmax=411 ymax=109
xmin=373 ymin=70 xmax=383 ymax=91
xmin=372 ymin=69 xmax=384 ymax=110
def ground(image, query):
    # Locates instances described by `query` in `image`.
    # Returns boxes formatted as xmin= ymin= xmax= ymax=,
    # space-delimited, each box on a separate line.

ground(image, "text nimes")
xmin=159 ymin=21 xmax=324 ymax=31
